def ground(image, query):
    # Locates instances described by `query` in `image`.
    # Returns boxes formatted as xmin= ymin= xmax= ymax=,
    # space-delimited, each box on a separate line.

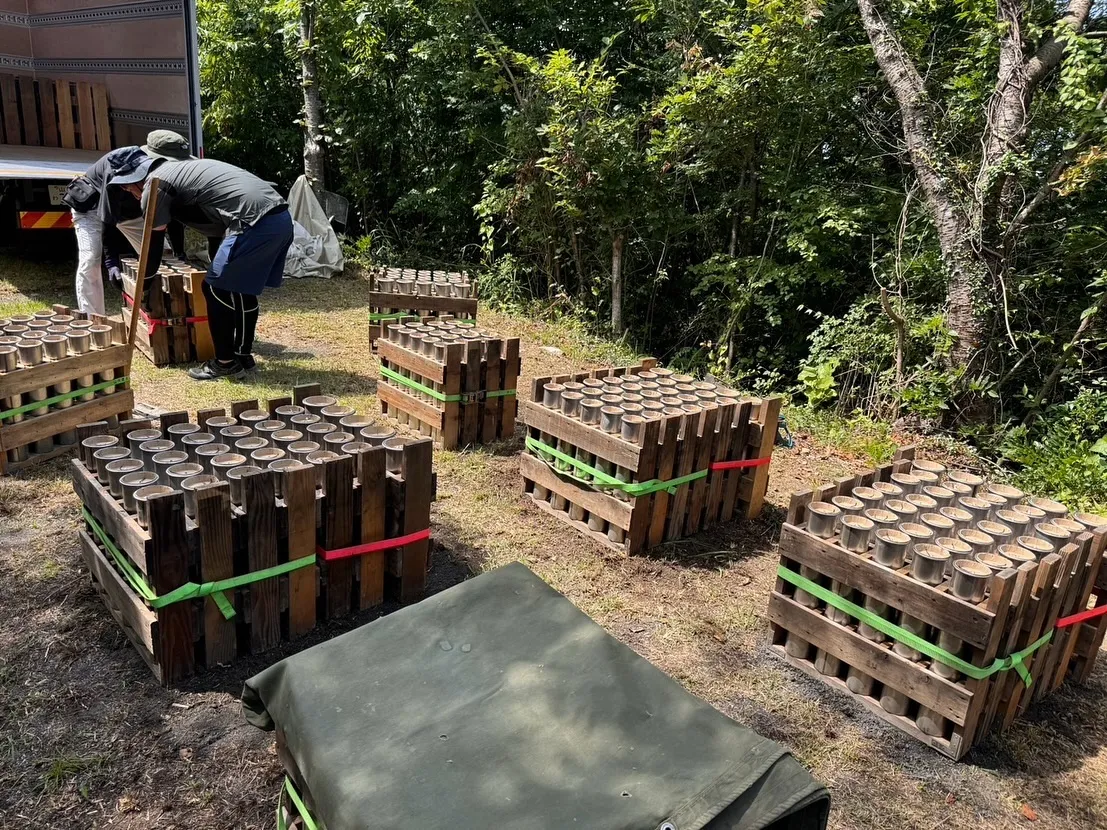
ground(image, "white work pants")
xmin=72 ymin=210 xmax=148 ymax=316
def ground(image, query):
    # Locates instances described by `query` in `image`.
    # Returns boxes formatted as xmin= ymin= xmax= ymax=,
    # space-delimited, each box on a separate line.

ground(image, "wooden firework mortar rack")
xmin=0 ymin=181 xmax=162 ymax=473
xmin=769 ymin=447 xmax=1107 ymax=760
xmin=368 ymin=266 xmax=477 ymax=348
xmin=377 ymin=316 xmax=520 ymax=449
xmin=0 ymin=305 xmax=133 ymax=474
xmin=120 ymin=256 xmax=215 ymax=367
xmin=520 ymin=359 xmax=782 ymax=556
xmin=73 ymin=383 xmax=434 ymax=686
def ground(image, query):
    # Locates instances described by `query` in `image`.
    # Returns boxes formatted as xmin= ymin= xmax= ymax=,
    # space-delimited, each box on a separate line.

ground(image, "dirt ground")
xmin=1 ymin=255 xmax=1105 ymax=830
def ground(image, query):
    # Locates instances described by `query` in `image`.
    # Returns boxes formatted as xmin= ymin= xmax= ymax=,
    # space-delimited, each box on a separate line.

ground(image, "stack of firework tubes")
xmin=377 ymin=316 xmax=520 ymax=449
xmin=769 ymin=446 xmax=1107 ymax=759
xmin=520 ymin=359 xmax=782 ymax=555
xmin=73 ymin=383 xmax=434 ymax=685
xmin=0 ymin=305 xmax=132 ymax=474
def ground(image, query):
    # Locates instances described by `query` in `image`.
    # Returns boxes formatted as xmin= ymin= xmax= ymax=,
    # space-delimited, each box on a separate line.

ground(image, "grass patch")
xmin=41 ymin=755 xmax=106 ymax=793
xmin=786 ymin=405 xmax=897 ymax=465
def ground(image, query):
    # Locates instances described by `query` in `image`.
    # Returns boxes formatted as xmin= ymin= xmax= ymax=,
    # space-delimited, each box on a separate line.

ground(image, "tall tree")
xmin=855 ymin=0 xmax=1097 ymax=380
xmin=299 ymin=0 xmax=326 ymax=188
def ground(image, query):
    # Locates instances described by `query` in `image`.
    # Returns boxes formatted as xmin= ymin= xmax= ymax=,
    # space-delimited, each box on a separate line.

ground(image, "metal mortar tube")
xmin=600 ymin=406 xmax=626 ymax=544
xmin=17 ymin=340 xmax=52 ymax=454
xmin=814 ymin=649 xmax=842 ymax=678
xmin=89 ymin=325 xmax=116 ymax=394
xmin=560 ymin=392 xmax=587 ymax=523
xmin=66 ymin=330 xmax=95 ymax=402
xmin=0 ymin=345 xmax=28 ymax=463
xmin=580 ymin=400 xmax=605 ymax=531
xmin=42 ymin=335 xmax=77 ymax=445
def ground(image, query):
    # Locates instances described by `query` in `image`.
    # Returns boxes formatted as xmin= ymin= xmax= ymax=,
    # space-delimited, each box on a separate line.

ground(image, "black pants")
xmin=203 ymin=280 xmax=258 ymax=363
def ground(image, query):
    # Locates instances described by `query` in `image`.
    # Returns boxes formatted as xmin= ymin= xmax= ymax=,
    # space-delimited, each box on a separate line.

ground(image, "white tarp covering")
xmin=284 ymin=175 xmax=344 ymax=278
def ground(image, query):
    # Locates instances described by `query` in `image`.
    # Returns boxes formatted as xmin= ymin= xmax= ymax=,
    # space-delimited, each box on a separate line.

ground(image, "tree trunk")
xmin=611 ymin=231 xmax=625 ymax=333
xmin=300 ymin=0 xmax=326 ymax=189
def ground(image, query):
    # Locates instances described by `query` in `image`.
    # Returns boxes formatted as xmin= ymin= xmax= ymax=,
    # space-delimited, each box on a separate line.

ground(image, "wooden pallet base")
xmin=771 ymin=643 xmax=962 ymax=759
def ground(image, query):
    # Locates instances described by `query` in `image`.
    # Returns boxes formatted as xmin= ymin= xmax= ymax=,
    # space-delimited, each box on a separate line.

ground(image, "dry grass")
xmin=1 ymin=255 xmax=1105 ymax=829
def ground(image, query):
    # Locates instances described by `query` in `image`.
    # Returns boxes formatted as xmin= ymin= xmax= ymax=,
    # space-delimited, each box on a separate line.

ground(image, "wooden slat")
xmin=0 ymin=344 xmax=130 ymax=398
xmin=520 ymin=400 xmax=642 ymax=472
xmin=666 ymin=412 xmax=702 ymax=541
xmin=244 ymin=469 xmax=280 ymax=652
xmin=480 ymin=337 xmax=503 ymax=444
xmin=79 ymin=529 xmax=160 ymax=683
xmin=187 ymin=273 xmax=216 ymax=361
xmin=166 ymin=276 xmax=192 ymax=362
xmin=684 ymin=405 xmax=720 ymax=536
xmin=767 ymin=593 xmax=972 ymax=723
xmin=440 ymin=343 xmax=464 ymax=449
xmin=70 ymin=458 xmax=153 ymax=573
xmin=461 ymin=339 xmax=481 ymax=446
xmin=323 ymin=453 xmax=356 ymax=618
xmin=357 ymin=446 xmax=387 ymax=609
xmin=399 ymin=438 xmax=433 ymax=603
xmin=377 ymin=339 xmax=447 ymax=384
xmin=147 ymin=490 xmax=194 ymax=685
xmin=519 ymin=452 xmax=633 ymax=529
xmin=293 ymin=383 xmax=322 ymax=405
xmin=745 ymin=396 xmax=782 ymax=518
xmin=779 ymin=523 xmax=995 ymax=648
xmin=75 ymin=81 xmax=96 ymax=150
xmin=626 ymin=418 xmax=661 ymax=554
xmin=17 ymin=77 xmax=38 ymax=146
xmin=38 ymin=79 xmax=57 ymax=147
xmin=55 ymin=80 xmax=75 ymax=149
xmin=648 ymin=414 xmax=683 ymax=548
xmin=500 ymin=337 xmax=521 ymax=438
xmin=91 ymin=82 xmax=111 ymax=150
xmin=283 ymin=462 xmax=317 ymax=638
xmin=720 ymin=401 xmax=753 ymax=521
xmin=704 ymin=402 xmax=738 ymax=526
xmin=230 ymin=398 xmax=259 ymax=418
xmin=158 ymin=410 xmax=189 ymax=432
xmin=0 ymin=390 xmax=134 ymax=455
xmin=1000 ymin=552 xmax=1063 ymax=728
xmin=195 ymin=481 xmax=236 ymax=667
xmin=377 ymin=383 xmax=444 ymax=430
xmin=1 ymin=75 xmax=21 ymax=145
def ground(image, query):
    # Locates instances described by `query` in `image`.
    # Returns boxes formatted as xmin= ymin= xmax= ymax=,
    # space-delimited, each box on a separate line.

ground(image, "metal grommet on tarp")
xmin=660 ymin=823 xmax=677 ymax=830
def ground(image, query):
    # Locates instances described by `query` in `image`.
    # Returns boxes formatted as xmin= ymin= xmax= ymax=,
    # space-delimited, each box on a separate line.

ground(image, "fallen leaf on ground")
xmin=1020 ymin=804 xmax=1038 ymax=822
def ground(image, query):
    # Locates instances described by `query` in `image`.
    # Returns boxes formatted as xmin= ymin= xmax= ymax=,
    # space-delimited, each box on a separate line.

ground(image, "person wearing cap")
xmin=63 ymin=145 xmax=149 ymax=315
xmin=113 ymin=143 xmax=293 ymax=381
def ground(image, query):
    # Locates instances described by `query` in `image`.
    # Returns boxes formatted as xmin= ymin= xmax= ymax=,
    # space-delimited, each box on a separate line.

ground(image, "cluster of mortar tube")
xmin=535 ymin=370 xmax=743 ymax=546
xmin=0 ymin=311 xmax=121 ymax=463
xmin=81 ymin=395 xmax=406 ymax=529
xmin=373 ymin=267 xmax=472 ymax=300
xmin=382 ymin=321 xmax=502 ymax=403
xmin=785 ymin=459 xmax=1107 ymax=741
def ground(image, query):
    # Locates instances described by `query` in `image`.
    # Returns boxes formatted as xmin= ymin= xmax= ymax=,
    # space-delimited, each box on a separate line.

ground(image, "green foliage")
xmin=1001 ymin=386 xmax=1107 ymax=512
xmin=196 ymin=0 xmax=1107 ymax=508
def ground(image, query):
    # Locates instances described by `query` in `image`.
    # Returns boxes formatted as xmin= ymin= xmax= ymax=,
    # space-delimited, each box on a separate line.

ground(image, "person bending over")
xmin=112 ymin=154 xmax=293 ymax=380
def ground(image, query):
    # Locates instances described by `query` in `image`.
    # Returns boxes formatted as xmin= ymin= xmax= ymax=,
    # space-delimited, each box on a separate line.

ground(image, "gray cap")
xmin=110 ymin=156 xmax=157 ymax=185
xmin=142 ymin=129 xmax=195 ymax=160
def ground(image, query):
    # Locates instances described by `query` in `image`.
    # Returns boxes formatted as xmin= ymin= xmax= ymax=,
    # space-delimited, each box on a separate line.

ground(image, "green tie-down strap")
xmin=777 ymin=565 xmax=1053 ymax=687
xmin=82 ymin=507 xmax=317 ymax=621
xmin=0 ymin=376 xmax=129 ymax=421
xmin=525 ymin=435 xmax=709 ymax=497
xmin=380 ymin=364 xmax=516 ymax=404
xmin=277 ymin=777 xmax=319 ymax=830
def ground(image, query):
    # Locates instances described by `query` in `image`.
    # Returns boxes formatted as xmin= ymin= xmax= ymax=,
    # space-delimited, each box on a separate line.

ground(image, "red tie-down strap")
xmin=1055 ymin=602 xmax=1107 ymax=629
xmin=709 ymin=456 xmax=773 ymax=471
xmin=123 ymin=291 xmax=209 ymax=336
xmin=316 ymin=527 xmax=432 ymax=562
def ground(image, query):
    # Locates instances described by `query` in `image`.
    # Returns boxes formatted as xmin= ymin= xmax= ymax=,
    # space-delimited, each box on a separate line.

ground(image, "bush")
xmin=1001 ymin=385 xmax=1107 ymax=512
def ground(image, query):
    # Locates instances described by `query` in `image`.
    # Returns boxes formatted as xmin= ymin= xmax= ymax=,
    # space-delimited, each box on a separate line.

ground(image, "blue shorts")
xmin=207 ymin=209 xmax=294 ymax=296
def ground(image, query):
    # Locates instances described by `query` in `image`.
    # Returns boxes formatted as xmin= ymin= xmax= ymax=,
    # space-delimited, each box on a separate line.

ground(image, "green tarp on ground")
xmin=242 ymin=562 xmax=829 ymax=830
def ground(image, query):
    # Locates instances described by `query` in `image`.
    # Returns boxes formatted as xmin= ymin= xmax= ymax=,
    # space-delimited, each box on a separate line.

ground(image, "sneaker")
xmin=188 ymin=359 xmax=246 ymax=381
xmin=236 ymin=353 xmax=257 ymax=373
